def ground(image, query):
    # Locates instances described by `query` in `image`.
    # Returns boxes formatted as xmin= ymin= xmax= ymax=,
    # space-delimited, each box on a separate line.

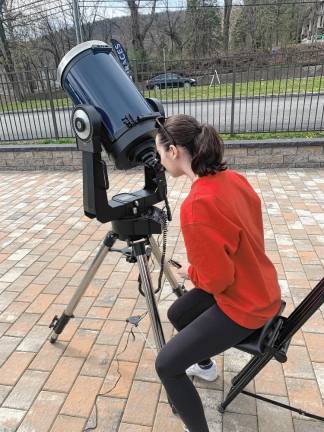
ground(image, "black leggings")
xmin=155 ymin=288 xmax=254 ymax=432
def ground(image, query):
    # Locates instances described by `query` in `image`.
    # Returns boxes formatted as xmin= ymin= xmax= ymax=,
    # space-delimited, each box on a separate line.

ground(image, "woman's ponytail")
xmin=191 ymin=124 xmax=227 ymax=177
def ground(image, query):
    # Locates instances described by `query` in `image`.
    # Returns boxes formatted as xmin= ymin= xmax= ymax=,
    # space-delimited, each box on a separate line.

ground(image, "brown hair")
xmin=156 ymin=114 xmax=227 ymax=177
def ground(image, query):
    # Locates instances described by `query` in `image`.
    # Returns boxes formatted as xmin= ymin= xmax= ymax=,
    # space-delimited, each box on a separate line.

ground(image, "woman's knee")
xmin=155 ymin=347 xmax=173 ymax=379
xmin=167 ymin=300 xmax=180 ymax=326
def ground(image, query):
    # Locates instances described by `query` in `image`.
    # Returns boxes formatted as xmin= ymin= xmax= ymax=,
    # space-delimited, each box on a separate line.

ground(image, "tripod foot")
xmin=48 ymin=313 xmax=73 ymax=344
xmin=49 ymin=332 xmax=58 ymax=344
xmin=218 ymin=404 xmax=225 ymax=414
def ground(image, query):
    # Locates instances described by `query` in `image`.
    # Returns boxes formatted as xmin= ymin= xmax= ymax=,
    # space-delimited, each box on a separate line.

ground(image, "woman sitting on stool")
xmin=154 ymin=114 xmax=281 ymax=432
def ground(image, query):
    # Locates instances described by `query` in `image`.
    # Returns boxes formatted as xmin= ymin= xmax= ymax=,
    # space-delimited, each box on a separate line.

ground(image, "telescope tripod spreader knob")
xmin=75 ymin=118 xmax=86 ymax=133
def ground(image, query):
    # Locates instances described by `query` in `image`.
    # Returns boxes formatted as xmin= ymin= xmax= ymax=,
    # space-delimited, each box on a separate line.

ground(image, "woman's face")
xmin=155 ymin=134 xmax=184 ymax=178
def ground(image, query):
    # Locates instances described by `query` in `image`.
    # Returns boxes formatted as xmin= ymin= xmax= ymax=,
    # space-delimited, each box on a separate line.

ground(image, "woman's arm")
xmin=182 ymin=222 xmax=240 ymax=296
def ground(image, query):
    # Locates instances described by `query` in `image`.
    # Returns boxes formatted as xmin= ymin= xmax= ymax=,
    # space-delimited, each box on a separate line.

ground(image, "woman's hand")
xmin=176 ymin=264 xmax=190 ymax=280
xmin=168 ymin=259 xmax=190 ymax=280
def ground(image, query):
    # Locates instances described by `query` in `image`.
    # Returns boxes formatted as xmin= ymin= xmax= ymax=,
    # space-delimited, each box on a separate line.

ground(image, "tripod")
xmin=49 ymin=213 xmax=185 ymax=350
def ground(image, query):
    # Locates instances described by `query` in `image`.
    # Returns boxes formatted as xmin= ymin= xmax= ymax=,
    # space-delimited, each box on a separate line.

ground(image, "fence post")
xmin=230 ymin=63 xmax=236 ymax=134
xmin=45 ymin=68 xmax=59 ymax=139
xmin=133 ymin=59 xmax=139 ymax=87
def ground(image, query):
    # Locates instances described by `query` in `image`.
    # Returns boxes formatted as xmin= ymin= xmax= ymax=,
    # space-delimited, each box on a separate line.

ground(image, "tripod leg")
xmin=149 ymin=236 xmax=186 ymax=298
xmin=133 ymin=241 xmax=166 ymax=350
xmin=49 ymin=231 xmax=118 ymax=343
xmin=132 ymin=240 xmax=180 ymax=414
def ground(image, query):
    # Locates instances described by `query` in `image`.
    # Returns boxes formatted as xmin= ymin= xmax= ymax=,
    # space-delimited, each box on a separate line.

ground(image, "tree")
xmin=126 ymin=0 xmax=157 ymax=61
xmin=223 ymin=0 xmax=232 ymax=52
xmin=0 ymin=0 xmax=23 ymax=99
xmin=301 ymin=0 xmax=322 ymax=42
xmin=148 ymin=7 xmax=187 ymax=58
xmin=79 ymin=0 xmax=101 ymax=41
xmin=186 ymin=0 xmax=222 ymax=58
xmin=232 ymin=0 xmax=304 ymax=51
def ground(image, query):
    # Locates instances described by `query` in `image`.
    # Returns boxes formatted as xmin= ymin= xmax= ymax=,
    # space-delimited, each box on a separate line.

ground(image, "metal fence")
xmin=1 ymin=59 xmax=324 ymax=142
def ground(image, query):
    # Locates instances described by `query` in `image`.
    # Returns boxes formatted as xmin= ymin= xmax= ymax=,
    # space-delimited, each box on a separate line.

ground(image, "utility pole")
xmin=72 ymin=0 xmax=83 ymax=44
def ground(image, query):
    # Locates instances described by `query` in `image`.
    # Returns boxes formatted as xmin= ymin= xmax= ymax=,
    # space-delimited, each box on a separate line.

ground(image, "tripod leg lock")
xmin=49 ymin=313 xmax=74 ymax=335
xmin=173 ymin=283 xmax=187 ymax=298
xmin=104 ymin=231 xmax=119 ymax=248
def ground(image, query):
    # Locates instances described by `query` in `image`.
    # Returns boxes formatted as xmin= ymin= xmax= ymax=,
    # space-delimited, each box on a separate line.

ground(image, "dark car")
xmin=146 ymin=73 xmax=197 ymax=90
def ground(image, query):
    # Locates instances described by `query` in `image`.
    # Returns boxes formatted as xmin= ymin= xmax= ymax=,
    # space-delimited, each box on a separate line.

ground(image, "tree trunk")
xmin=0 ymin=15 xmax=23 ymax=100
xmin=223 ymin=0 xmax=232 ymax=52
xmin=127 ymin=0 xmax=146 ymax=61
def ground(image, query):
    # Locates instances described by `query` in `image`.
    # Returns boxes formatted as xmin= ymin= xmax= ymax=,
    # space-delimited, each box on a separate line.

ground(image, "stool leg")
xmin=219 ymin=353 xmax=272 ymax=413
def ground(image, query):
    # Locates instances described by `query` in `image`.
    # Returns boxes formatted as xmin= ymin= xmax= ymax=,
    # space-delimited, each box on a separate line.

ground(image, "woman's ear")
xmin=168 ymin=144 xmax=178 ymax=159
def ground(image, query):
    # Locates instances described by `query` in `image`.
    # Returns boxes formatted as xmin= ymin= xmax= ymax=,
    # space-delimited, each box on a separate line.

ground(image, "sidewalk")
xmin=0 ymin=168 xmax=323 ymax=432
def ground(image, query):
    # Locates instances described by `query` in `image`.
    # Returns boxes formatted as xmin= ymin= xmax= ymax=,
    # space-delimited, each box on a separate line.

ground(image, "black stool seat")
xmin=235 ymin=300 xmax=286 ymax=356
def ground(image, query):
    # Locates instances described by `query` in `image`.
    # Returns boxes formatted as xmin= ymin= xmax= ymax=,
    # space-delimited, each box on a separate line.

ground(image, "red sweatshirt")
xmin=180 ymin=169 xmax=281 ymax=329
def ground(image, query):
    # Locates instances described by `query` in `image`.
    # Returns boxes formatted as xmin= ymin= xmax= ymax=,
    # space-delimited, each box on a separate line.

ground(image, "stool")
xmin=219 ymin=277 xmax=324 ymax=422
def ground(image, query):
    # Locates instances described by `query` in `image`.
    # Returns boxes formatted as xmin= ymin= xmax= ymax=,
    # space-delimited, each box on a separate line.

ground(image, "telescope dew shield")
xmin=57 ymin=40 xmax=158 ymax=169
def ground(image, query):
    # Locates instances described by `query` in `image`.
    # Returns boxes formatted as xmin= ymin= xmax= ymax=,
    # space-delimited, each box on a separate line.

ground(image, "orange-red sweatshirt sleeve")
xmin=181 ymin=198 xmax=241 ymax=296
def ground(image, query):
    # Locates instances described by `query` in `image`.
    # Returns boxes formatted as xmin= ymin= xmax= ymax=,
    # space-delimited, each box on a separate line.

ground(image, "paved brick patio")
xmin=0 ymin=168 xmax=323 ymax=432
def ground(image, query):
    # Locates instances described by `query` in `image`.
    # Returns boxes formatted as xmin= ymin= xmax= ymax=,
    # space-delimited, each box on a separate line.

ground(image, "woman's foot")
xmin=186 ymin=359 xmax=218 ymax=381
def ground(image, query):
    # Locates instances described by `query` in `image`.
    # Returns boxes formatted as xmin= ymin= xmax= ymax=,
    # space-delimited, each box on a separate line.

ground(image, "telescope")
xmin=56 ymin=40 xmax=171 ymax=226
xmin=49 ymin=41 xmax=186 ymax=363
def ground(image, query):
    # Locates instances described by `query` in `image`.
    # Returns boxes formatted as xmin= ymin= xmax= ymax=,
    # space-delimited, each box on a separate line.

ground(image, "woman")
xmin=154 ymin=114 xmax=281 ymax=432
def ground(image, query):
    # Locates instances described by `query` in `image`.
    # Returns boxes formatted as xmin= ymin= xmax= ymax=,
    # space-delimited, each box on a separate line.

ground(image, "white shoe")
xmin=186 ymin=360 xmax=218 ymax=381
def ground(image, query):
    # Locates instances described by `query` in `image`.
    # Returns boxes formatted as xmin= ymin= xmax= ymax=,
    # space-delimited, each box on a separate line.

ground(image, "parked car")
xmin=146 ymin=73 xmax=197 ymax=90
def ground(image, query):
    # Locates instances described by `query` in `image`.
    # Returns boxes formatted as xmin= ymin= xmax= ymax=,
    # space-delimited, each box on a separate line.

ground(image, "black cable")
xmin=10 ymin=8 xmax=74 ymax=27
xmin=83 ymin=312 xmax=148 ymax=432
xmin=11 ymin=2 xmax=72 ymax=18
xmin=156 ymin=207 xmax=168 ymax=294
xmin=8 ymin=1 xmax=100 ymax=23
xmin=10 ymin=0 xmax=61 ymax=12
xmin=137 ymin=207 xmax=168 ymax=296
xmin=83 ymin=269 xmax=182 ymax=432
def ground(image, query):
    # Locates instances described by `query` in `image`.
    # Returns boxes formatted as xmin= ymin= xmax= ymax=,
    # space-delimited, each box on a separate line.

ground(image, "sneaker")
xmin=186 ymin=360 xmax=218 ymax=381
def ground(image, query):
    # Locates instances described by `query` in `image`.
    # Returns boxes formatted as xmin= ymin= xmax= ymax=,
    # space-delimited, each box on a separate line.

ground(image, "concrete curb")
xmin=1 ymin=138 xmax=324 ymax=171
xmin=1 ymin=138 xmax=324 ymax=152
xmin=224 ymin=137 xmax=324 ymax=148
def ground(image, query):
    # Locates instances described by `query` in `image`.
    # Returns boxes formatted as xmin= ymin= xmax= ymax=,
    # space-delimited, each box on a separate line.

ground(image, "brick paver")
xmin=0 ymin=169 xmax=324 ymax=431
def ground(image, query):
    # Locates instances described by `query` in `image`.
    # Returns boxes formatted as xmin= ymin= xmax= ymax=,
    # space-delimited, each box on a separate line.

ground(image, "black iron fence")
xmin=0 ymin=59 xmax=324 ymax=142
